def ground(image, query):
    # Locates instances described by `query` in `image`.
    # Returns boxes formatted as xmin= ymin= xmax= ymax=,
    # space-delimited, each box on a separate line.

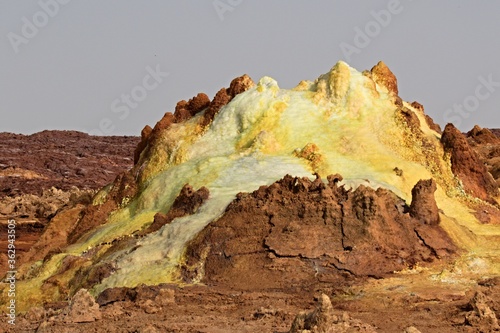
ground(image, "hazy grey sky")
xmin=1 ymin=1 xmax=499 ymax=135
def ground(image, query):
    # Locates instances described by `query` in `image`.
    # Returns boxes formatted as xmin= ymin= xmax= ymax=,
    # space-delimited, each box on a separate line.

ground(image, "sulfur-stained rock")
xmin=144 ymin=184 xmax=209 ymax=234
xmin=227 ymin=74 xmax=255 ymax=97
xmin=200 ymin=74 xmax=254 ymax=128
xmin=371 ymin=61 xmax=398 ymax=95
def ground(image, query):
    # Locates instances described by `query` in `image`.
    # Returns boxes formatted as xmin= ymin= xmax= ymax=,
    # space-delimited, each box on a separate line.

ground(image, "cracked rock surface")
xmin=183 ymin=174 xmax=457 ymax=289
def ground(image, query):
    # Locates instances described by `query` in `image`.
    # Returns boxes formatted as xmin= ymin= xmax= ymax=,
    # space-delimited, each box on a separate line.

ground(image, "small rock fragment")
xmin=66 ymin=289 xmax=101 ymax=323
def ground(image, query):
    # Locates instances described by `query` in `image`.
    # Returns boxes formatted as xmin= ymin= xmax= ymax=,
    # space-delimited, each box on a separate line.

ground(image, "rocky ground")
xmin=0 ymin=131 xmax=139 ymax=275
xmin=1 ymin=129 xmax=500 ymax=332
xmin=4 ymin=275 xmax=500 ymax=332
xmin=0 ymin=131 xmax=139 ymax=199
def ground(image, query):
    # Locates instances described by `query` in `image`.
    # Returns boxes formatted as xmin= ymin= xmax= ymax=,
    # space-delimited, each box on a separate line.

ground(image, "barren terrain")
xmin=0 ymin=129 xmax=499 ymax=332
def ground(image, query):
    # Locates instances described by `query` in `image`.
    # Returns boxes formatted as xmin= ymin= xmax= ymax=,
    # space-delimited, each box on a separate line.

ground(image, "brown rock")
xmin=138 ymin=299 xmax=160 ymax=314
xmin=73 ymin=262 xmax=116 ymax=291
xmin=144 ymin=184 xmax=209 ymax=234
xmin=409 ymin=179 xmax=440 ymax=225
xmin=441 ymin=123 xmax=498 ymax=202
xmin=403 ymin=327 xmax=422 ymax=333
xmin=154 ymin=288 xmax=176 ymax=306
xmin=201 ymin=74 xmax=254 ymax=128
xmin=201 ymin=88 xmax=232 ymax=128
xmin=183 ymin=174 xmax=456 ymax=290
xmin=67 ymin=170 xmax=137 ymax=245
xmin=289 ymin=294 xmax=377 ymax=333
xmin=466 ymin=127 xmax=500 ymax=196
xmin=411 ymin=101 xmax=443 ymax=134
xmin=19 ymin=204 xmax=86 ymax=265
xmin=138 ymin=324 xmax=160 ymax=333
xmin=152 ymin=112 xmax=174 ymax=133
xmin=42 ymin=255 xmax=88 ymax=296
xmin=464 ymin=291 xmax=499 ymax=330
xmin=26 ymin=306 xmax=46 ymax=322
xmin=134 ymin=125 xmax=153 ymax=164
xmin=187 ymin=93 xmax=210 ymax=116
xmin=467 ymin=125 xmax=500 ymax=145
xmin=399 ymin=106 xmax=421 ymax=132
xmin=425 ymin=114 xmax=442 ymax=133
xmin=227 ymin=74 xmax=255 ymax=97
xmin=173 ymin=102 xmax=192 ymax=123
xmin=175 ymin=99 xmax=188 ymax=112
xmin=490 ymin=129 xmax=500 ymax=138
xmin=0 ymin=131 xmax=138 ymax=199
xmin=66 ymin=289 xmax=101 ymax=323
xmin=0 ymin=187 xmax=88 ymax=221
xmin=409 ymin=100 xmax=441 ymax=134
xmin=134 ymin=112 xmax=176 ymax=169
xmin=410 ymin=101 xmax=424 ymax=112
xmin=66 ymin=199 xmax=117 ymax=246
xmin=96 ymin=287 xmax=136 ymax=306
xmin=371 ymin=61 xmax=398 ymax=95
xmin=149 ymin=212 xmax=170 ymax=230
xmin=173 ymin=93 xmax=211 ymax=123
xmin=36 ymin=321 xmax=52 ymax=333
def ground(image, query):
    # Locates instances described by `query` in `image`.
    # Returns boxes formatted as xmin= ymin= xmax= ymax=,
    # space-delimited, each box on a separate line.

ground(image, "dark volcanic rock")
xmin=183 ymin=174 xmax=456 ymax=290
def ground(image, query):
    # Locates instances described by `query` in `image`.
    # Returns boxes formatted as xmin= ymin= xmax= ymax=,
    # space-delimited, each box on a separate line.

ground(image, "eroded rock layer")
xmin=183 ymin=174 xmax=456 ymax=289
